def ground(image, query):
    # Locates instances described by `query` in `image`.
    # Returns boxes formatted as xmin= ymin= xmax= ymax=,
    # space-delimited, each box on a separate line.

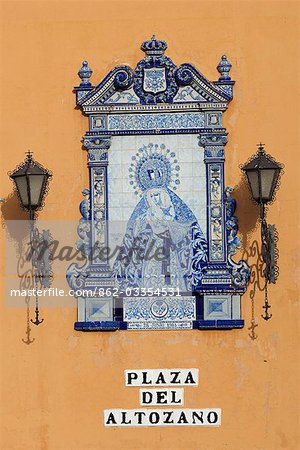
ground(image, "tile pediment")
xmin=75 ymin=36 xmax=234 ymax=110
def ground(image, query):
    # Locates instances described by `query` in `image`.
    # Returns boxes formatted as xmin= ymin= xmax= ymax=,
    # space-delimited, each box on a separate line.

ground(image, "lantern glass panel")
xmin=246 ymin=170 xmax=260 ymax=202
xmin=15 ymin=176 xmax=29 ymax=208
xmin=29 ymin=174 xmax=45 ymax=207
xmin=260 ymin=168 xmax=277 ymax=202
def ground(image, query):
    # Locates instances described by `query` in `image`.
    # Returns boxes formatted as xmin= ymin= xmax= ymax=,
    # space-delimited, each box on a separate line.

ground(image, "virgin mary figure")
xmin=112 ymin=144 xmax=207 ymax=292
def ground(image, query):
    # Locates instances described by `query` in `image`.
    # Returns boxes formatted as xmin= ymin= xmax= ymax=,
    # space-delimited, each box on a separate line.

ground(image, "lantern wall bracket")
xmin=9 ymin=152 xmax=53 ymax=327
xmin=242 ymin=143 xmax=283 ymax=321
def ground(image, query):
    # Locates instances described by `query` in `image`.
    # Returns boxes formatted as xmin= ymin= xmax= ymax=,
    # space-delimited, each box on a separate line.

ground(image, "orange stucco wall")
xmin=0 ymin=1 xmax=299 ymax=449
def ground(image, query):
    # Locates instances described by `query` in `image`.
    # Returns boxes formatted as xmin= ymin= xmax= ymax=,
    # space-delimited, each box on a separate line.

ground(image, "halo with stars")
xmin=129 ymin=143 xmax=181 ymax=196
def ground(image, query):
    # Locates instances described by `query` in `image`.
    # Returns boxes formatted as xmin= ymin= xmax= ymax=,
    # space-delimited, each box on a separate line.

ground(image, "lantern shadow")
xmin=1 ymin=192 xmax=30 ymax=257
xmin=232 ymin=175 xmax=260 ymax=249
xmin=231 ymin=176 xmax=267 ymax=339
xmin=1 ymin=191 xmax=28 ymax=220
xmin=1 ymin=193 xmax=36 ymax=345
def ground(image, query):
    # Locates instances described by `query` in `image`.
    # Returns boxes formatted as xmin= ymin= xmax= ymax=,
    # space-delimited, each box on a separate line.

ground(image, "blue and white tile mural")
xmin=67 ymin=37 xmax=250 ymax=331
xmin=110 ymin=140 xmax=207 ymax=293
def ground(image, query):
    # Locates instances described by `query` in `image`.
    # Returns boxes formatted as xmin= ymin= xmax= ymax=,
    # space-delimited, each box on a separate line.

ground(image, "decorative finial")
xmin=257 ymin=142 xmax=266 ymax=154
xmin=141 ymin=36 xmax=167 ymax=56
xmin=26 ymin=150 xmax=33 ymax=160
xmin=78 ymin=60 xmax=93 ymax=86
xmin=217 ymin=55 xmax=232 ymax=81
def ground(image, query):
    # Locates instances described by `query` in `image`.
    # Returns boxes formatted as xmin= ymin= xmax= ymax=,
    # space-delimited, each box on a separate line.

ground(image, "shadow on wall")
xmin=1 ymin=193 xmax=37 ymax=345
xmin=232 ymin=175 xmax=260 ymax=249
xmin=232 ymin=176 xmax=268 ymax=339
xmin=1 ymin=191 xmax=29 ymax=221
xmin=1 ymin=192 xmax=30 ymax=257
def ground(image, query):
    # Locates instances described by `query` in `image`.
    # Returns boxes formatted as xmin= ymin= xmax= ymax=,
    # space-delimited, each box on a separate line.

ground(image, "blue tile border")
xmin=74 ymin=321 xmax=126 ymax=332
xmin=74 ymin=320 xmax=243 ymax=331
xmin=195 ymin=319 xmax=244 ymax=329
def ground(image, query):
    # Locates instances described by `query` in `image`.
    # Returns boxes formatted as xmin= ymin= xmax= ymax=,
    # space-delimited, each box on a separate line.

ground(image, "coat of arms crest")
xmin=143 ymin=68 xmax=167 ymax=94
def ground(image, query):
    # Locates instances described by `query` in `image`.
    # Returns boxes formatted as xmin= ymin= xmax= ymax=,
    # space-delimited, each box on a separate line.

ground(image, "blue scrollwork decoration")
xmin=225 ymin=186 xmax=240 ymax=256
xmin=225 ymin=186 xmax=250 ymax=287
xmin=113 ymin=66 xmax=134 ymax=90
xmin=175 ymin=64 xmax=193 ymax=86
xmin=191 ymin=222 xmax=208 ymax=287
xmin=66 ymin=189 xmax=91 ymax=291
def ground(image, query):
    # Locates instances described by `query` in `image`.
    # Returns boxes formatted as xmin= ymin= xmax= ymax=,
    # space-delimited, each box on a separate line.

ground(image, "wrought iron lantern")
xmin=9 ymin=151 xmax=52 ymax=329
xmin=242 ymin=143 xmax=282 ymax=216
xmin=241 ymin=143 xmax=283 ymax=320
xmin=9 ymin=151 xmax=52 ymax=220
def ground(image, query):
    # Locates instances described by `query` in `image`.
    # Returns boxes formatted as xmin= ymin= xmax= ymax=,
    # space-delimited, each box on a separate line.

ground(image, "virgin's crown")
xmin=129 ymin=144 xmax=180 ymax=195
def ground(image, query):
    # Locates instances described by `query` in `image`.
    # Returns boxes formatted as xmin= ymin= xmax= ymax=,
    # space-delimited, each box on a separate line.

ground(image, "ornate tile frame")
xmin=67 ymin=37 xmax=250 ymax=331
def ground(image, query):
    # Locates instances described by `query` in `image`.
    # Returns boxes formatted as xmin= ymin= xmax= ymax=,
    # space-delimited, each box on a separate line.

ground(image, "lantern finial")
xmin=257 ymin=142 xmax=265 ymax=153
xmin=26 ymin=150 xmax=33 ymax=160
